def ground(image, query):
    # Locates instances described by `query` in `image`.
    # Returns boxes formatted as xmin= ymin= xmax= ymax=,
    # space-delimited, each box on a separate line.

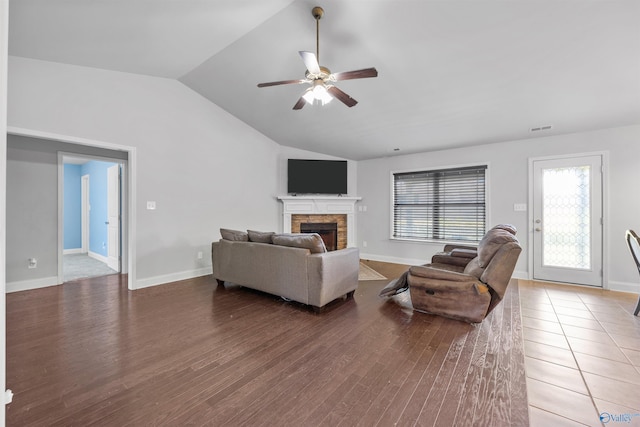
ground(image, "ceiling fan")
xmin=257 ymin=6 xmax=378 ymax=110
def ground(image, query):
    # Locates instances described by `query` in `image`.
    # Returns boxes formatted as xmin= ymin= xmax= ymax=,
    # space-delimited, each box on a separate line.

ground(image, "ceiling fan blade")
xmin=327 ymin=86 xmax=358 ymax=108
xmin=257 ymin=79 xmax=306 ymax=88
xmin=299 ymin=51 xmax=321 ymax=75
xmin=332 ymin=67 xmax=378 ymax=81
xmin=293 ymin=97 xmax=306 ymax=110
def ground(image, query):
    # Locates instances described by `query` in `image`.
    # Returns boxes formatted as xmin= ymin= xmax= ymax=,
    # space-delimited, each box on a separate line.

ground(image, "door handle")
xmin=105 ymin=221 xmax=109 ymax=225
xmin=535 ymin=227 xmax=541 ymax=232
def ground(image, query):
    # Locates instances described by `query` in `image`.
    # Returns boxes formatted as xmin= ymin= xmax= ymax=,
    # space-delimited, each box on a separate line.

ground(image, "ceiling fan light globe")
xmin=302 ymin=88 xmax=315 ymax=104
xmin=312 ymin=83 xmax=327 ymax=97
xmin=321 ymin=97 xmax=332 ymax=106
xmin=319 ymin=91 xmax=333 ymax=105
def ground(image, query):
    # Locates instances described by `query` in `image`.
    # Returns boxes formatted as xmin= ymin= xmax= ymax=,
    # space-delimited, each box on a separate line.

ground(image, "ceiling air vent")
xmin=530 ymin=125 xmax=553 ymax=132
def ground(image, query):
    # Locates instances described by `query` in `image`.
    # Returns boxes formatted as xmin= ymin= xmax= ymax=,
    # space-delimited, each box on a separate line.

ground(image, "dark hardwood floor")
xmin=6 ymin=266 xmax=528 ymax=426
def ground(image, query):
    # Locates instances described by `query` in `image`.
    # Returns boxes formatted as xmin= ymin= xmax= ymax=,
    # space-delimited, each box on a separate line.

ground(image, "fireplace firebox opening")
xmin=301 ymin=222 xmax=338 ymax=251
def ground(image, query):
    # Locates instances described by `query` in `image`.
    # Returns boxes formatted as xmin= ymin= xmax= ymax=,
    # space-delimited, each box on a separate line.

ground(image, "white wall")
xmin=7 ymin=56 xmax=282 ymax=289
xmin=357 ymin=125 xmax=640 ymax=292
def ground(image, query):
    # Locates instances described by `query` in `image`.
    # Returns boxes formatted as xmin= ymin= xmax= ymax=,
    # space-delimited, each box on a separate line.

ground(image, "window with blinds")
xmin=393 ymin=165 xmax=487 ymax=242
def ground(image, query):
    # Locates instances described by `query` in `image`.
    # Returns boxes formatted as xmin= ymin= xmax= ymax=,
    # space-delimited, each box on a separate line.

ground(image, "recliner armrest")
xmin=409 ymin=265 xmax=474 ymax=282
xmin=408 ymin=266 xmax=487 ymax=295
xmin=450 ymin=248 xmax=477 ymax=258
xmin=443 ymin=244 xmax=478 ymax=253
xmin=431 ymin=245 xmax=478 ymax=268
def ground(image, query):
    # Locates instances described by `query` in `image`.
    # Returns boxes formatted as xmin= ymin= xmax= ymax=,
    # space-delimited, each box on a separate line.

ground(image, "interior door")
xmin=532 ymin=155 xmax=603 ymax=287
xmin=106 ymin=165 xmax=120 ymax=271
xmin=81 ymin=174 xmax=89 ymax=253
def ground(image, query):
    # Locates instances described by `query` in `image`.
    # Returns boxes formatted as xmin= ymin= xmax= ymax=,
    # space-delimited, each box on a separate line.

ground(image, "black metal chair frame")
xmin=624 ymin=230 xmax=640 ymax=316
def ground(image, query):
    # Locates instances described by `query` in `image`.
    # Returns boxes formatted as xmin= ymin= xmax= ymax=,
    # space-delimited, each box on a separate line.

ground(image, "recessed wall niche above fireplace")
xmin=277 ymin=196 xmax=361 ymax=248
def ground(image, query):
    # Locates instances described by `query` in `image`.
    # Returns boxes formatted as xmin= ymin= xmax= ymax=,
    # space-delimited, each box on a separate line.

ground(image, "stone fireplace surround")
xmin=278 ymin=196 xmax=361 ymax=248
xmin=293 ymin=215 xmax=345 ymax=250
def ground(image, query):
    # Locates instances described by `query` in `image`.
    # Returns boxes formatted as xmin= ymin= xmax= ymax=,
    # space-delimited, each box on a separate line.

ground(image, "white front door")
xmin=107 ymin=165 xmax=120 ymax=271
xmin=532 ymin=155 xmax=603 ymax=287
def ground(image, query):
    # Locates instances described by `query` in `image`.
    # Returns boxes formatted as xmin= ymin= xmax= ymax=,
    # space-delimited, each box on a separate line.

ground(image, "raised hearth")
xmin=278 ymin=196 xmax=361 ymax=248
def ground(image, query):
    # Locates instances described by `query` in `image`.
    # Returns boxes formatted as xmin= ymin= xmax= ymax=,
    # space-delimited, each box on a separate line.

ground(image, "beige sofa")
xmin=211 ymin=230 xmax=359 ymax=311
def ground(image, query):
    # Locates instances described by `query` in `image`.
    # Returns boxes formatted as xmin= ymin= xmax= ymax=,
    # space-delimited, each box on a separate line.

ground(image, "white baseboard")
xmin=63 ymin=248 xmax=83 ymax=255
xmin=134 ymin=267 xmax=212 ymax=290
xmin=606 ymin=280 xmax=640 ymax=294
xmin=7 ymin=276 xmax=59 ymax=293
xmin=512 ymin=270 xmax=529 ymax=280
xmin=88 ymin=251 xmax=109 ymax=264
xmin=6 ymin=268 xmax=213 ymax=293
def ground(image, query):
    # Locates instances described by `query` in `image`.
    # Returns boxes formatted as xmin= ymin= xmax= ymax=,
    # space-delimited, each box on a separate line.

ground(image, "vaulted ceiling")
xmin=9 ymin=0 xmax=640 ymax=160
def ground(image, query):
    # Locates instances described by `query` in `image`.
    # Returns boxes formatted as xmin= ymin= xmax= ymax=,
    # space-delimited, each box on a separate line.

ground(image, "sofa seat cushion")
xmin=272 ymin=233 xmax=327 ymax=254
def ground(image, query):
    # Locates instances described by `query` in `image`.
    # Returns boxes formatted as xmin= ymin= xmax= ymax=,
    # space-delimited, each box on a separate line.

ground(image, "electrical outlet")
xmin=363 ymin=241 xmax=368 ymax=248
xmin=197 ymin=251 xmax=203 ymax=260
xmin=28 ymin=258 xmax=37 ymax=269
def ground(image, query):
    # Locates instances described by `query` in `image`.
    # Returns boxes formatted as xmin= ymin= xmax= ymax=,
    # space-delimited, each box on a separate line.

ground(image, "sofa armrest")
xmin=408 ymin=266 xmax=488 ymax=295
xmin=307 ymin=248 xmax=360 ymax=308
xmin=443 ymin=244 xmax=478 ymax=253
xmin=430 ymin=254 xmax=474 ymax=268
xmin=409 ymin=265 xmax=474 ymax=282
xmin=431 ymin=245 xmax=477 ymax=268
xmin=450 ymin=248 xmax=477 ymax=258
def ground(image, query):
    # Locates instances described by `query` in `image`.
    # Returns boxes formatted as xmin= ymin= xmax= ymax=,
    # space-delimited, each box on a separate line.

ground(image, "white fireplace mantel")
xmin=277 ymin=196 xmax=361 ymax=248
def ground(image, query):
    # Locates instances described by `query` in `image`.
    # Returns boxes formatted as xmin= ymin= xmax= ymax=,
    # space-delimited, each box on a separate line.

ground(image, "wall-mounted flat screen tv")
xmin=288 ymin=159 xmax=348 ymax=195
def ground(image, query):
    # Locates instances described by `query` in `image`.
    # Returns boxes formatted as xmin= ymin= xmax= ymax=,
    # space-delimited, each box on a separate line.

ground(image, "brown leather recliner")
xmin=380 ymin=224 xmax=522 ymax=323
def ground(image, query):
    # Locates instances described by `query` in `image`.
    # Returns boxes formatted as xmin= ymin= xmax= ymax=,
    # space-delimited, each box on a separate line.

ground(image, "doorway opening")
xmin=61 ymin=154 xmax=124 ymax=283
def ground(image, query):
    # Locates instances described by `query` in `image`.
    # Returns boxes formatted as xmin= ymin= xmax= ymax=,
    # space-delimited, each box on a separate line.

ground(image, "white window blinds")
xmin=393 ymin=165 xmax=487 ymax=242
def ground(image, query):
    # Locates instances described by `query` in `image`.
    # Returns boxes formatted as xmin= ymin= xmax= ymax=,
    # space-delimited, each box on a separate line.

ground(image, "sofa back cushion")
xmin=491 ymin=223 xmax=517 ymax=235
xmin=272 ymin=233 xmax=327 ymax=254
xmin=463 ymin=257 xmax=484 ymax=279
xmin=247 ymin=230 xmax=275 ymax=243
xmin=477 ymin=228 xmax=519 ymax=267
xmin=220 ymin=228 xmax=249 ymax=241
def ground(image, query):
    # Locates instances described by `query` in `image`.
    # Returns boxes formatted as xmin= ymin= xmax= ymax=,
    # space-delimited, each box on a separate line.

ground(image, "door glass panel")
xmin=542 ymin=165 xmax=591 ymax=269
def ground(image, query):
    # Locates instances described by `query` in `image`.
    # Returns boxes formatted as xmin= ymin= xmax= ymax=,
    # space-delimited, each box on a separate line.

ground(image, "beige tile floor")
xmin=519 ymin=279 xmax=640 ymax=426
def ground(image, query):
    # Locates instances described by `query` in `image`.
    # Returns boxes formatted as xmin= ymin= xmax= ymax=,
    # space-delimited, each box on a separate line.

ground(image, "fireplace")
xmin=291 ymin=214 xmax=347 ymax=250
xmin=301 ymin=222 xmax=338 ymax=251
xmin=278 ymin=196 xmax=361 ymax=248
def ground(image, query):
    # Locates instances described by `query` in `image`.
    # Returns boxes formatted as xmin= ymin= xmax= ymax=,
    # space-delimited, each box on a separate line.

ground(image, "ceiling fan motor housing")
xmin=305 ymin=66 xmax=331 ymax=80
